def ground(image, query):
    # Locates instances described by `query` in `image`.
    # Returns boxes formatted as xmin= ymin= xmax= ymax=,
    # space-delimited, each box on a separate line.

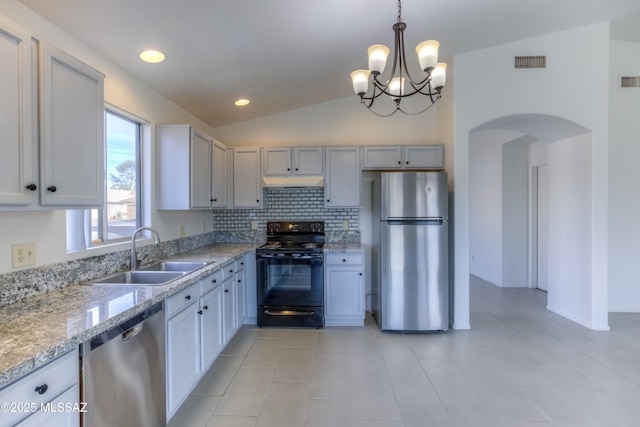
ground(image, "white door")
xmin=536 ymin=165 xmax=549 ymax=291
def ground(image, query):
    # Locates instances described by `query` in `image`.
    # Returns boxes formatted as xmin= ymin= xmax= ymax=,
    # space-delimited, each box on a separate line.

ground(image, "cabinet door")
xmin=403 ymin=145 xmax=444 ymax=169
xmin=362 ymin=146 xmax=403 ymax=169
xmin=0 ymin=20 xmax=36 ymax=206
xmin=325 ymin=147 xmax=361 ymax=208
xmin=233 ymin=148 xmax=262 ymax=208
xmin=222 ymin=278 xmax=236 ymax=344
xmin=234 ymin=269 xmax=246 ymax=328
xmin=200 ymin=287 xmax=223 ymax=370
xmin=293 ymin=147 xmax=323 ymax=175
xmin=166 ymin=304 xmax=200 ymax=415
xmin=39 ymin=43 xmax=104 ymax=206
xmin=325 ymin=266 xmax=364 ymax=326
xmin=16 ymin=386 xmax=80 ymax=427
xmin=242 ymin=252 xmax=257 ymax=324
xmin=211 ymin=140 xmax=227 ymax=207
xmin=190 ymin=129 xmax=212 ymax=208
xmin=263 ymin=147 xmax=291 ymax=175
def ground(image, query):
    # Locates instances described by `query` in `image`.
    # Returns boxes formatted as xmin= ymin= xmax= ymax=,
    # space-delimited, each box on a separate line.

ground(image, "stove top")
xmin=257 ymin=221 xmax=325 ymax=253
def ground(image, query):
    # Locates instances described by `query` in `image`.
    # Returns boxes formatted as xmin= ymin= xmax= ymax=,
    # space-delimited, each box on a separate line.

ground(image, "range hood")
xmin=262 ymin=176 xmax=325 ymax=188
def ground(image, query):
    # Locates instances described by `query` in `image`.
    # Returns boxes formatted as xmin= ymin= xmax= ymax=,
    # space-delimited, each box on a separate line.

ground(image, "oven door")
xmin=256 ymin=252 xmax=324 ymax=327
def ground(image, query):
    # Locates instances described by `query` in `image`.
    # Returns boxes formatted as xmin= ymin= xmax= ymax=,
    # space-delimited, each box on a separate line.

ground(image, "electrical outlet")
xmin=179 ymin=225 xmax=185 ymax=238
xmin=342 ymin=219 xmax=349 ymax=230
xmin=250 ymin=220 xmax=257 ymax=230
xmin=12 ymin=242 xmax=36 ymax=268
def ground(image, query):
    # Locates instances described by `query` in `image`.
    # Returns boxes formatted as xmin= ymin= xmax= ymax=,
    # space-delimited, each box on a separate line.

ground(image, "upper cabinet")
xmin=263 ymin=146 xmax=323 ymax=176
xmin=39 ymin=42 xmax=105 ymax=207
xmin=325 ymin=146 xmax=360 ymax=208
xmin=232 ymin=147 xmax=262 ymax=209
xmin=362 ymin=145 xmax=444 ymax=170
xmin=157 ymin=124 xmax=227 ymax=210
xmin=1 ymin=24 xmax=104 ymax=209
xmin=0 ymin=19 xmax=35 ymax=205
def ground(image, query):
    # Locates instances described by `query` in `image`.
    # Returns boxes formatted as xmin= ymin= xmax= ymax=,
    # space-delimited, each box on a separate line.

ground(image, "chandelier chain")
xmin=397 ymin=0 xmax=402 ymax=23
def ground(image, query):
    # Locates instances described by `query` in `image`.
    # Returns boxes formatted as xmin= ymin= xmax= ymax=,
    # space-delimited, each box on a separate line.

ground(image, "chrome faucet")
xmin=131 ymin=227 xmax=161 ymax=270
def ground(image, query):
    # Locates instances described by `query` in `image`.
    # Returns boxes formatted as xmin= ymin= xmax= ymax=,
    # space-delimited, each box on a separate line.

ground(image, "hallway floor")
xmin=167 ymin=276 xmax=640 ymax=426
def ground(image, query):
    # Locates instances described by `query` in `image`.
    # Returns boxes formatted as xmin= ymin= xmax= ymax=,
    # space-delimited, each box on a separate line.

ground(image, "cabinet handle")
xmin=229 ymin=269 xmax=233 ymax=273
xmin=224 ymin=289 xmax=229 ymax=293
xmin=256 ymin=199 xmax=260 ymax=203
xmin=326 ymin=199 xmax=330 ymax=202
xmin=203 ymin=305 xmax=208 ymax=310
xmin=47 ymin=185 xmax=57 ymax=193
xmin=397 ymin=161 xmax=402 ymax=165
xmin=35 ymin=384 xmax=48 ymax=395
xmin=295 ymin=168 xmax=299 ymax=171
xmin=359 ymin=273 xmax=363 ymax=276
xmin=185 ymin=295 xmax=191 ymax=300
xmin=26 ymin=184 xmax=37 ymax=191
xmin=240 ymin=262 xmax=244 ymax=266
xmin=238 ymin=279 xmax=241 ymax=283
xmin=406 ymin=161 xmax=409 ymax=164
xmin=198 ymin=310 xmax=203 ymax=315
xmin=287 ymin=168 xmax=291 ymax=171
xmin=342 ymin=259 xmax=347 ymax=262
xmin=212 ymin=279 xmax=217 ymax=283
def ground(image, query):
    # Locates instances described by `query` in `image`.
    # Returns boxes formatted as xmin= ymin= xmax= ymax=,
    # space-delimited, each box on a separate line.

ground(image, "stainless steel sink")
xmin=87 ymin=270 xmax=186 ymax=286
xmin=139 ymin=261 xmax=208 ymax=273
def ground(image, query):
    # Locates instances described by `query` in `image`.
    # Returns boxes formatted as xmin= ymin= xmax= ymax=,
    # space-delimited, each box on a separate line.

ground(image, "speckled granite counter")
xmin=323 ymin=243 xmax=365 ymax=252
xmin=0 ymin=243 xmax=258 ymax=388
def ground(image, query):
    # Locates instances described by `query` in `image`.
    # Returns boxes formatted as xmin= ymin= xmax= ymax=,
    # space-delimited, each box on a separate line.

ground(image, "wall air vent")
xmin=514 ymin=55 xmax=546 ymax=69
xmin=621 ymin=76 xmax=640 ymax=88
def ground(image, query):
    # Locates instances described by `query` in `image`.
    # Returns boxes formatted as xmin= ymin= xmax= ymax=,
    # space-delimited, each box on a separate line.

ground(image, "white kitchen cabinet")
xmin=16 ymin=385 xmax=80 ymax=427
xmin=221 ymin=275 xmax=236 ymax=345
xmin=242 ymin=251 xmax=257 ymax=324
xmin=362 ymin=145 xmax=444 ymax=170
xmin=39 ymin=42 xmax=104 ymax=207
xmin=263 ymin=146 xmax=323 ymax=176
xmin=324 ymin=252 xmax=365 ymax=326
xmin=166 ymin=284 xmax=200 ymax=417
xmin=234 ymin=259 xmax=246 ymax=328
xmin=157 ymin=125 xmax=227 ymax=210
xmin=232 ymin=147 xmax=262 ymax=208
xmin=0 ymin=349 xmax=79 ymax=427
xmin=325 ymin=146 xmax=361 ymax=208
xmin=200 ymin=285 xmax=223 ymax=370
xmin=0 ymin=19 xmax=37 ymax=206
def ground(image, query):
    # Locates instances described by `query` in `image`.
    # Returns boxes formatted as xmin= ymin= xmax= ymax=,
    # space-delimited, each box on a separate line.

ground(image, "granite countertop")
xmin=323 ymin=243 xmax=365 ymax=252
xmin=0 ymin=243 xmax=258 ymax=388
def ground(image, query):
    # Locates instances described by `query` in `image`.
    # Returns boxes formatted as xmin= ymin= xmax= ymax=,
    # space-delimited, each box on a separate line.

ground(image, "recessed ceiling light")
xmin=234 ymin=99 xmax=250 ymax=106
xmin=140 ymin=50 xmax=165 ymax=63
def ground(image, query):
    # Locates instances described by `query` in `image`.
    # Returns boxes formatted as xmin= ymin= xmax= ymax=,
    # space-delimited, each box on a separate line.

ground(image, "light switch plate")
xmin=12 ymin=242 xmax=36 ymax=268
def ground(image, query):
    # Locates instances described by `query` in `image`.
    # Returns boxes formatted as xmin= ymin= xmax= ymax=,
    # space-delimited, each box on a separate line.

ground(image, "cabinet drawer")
xmin=0 ymin=349 xmax=78 ymax=427
xmin=236 ymin=257 xmax=245 ymax=272
xmin=325 ymin=253 xmax=363 ymax=266
xmin=166 ymin=283 xmax=198 ymax=318
xmin=200 ymin=269 xmax=223 ymax=296
xmin=221 ymin=262 xmax=237 ymax=281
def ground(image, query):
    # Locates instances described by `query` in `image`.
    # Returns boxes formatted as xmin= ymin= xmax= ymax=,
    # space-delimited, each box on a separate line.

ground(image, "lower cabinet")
xmin=324 ymin=252 xmax=365 ymax=326
xmin=166 ymin=261 xmax=246 ymax=420
xmin=0 ymin=349 xmax=79 ymax=427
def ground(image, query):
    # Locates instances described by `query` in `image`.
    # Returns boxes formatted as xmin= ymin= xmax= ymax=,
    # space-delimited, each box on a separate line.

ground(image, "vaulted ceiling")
xmin=20 ymin=0 xmax=640 ymax=128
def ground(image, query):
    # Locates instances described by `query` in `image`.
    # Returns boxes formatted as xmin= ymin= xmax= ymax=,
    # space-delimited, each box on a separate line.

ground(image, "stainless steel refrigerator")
xmin=371 ymin=171 xmax=449 ymax=331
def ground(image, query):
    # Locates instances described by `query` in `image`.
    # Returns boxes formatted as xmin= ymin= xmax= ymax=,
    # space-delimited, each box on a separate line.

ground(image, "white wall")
xmin=455 ymin=22 xmax=611 ymax=330
xmin=0 ymin=1 xmax=219 ymax=274
xmin=608 ymin=39 xmax=640 ymax=312
xmin=547 ymin=133 xmax=593 ymax=324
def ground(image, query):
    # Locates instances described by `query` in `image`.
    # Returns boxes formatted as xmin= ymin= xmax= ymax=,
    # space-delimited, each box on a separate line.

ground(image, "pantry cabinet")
xmin=324 ymin=252 xmax=365 ymax=326
xmin=157 ymin=125 xmax=227 ymax=210
xmin=325 ymin=146 xmax=361 ymax=208
xmin=39 ymin=42 xmax=105 ymax=207
xmin=362 ymin=145 xmax=444 ymax=170
xmin=263 ymin=146 xmax=323 ymax=176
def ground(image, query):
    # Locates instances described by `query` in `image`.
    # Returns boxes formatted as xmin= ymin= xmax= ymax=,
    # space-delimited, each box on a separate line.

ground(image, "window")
xmin=67 ymin=108 xmax=142 ymax=251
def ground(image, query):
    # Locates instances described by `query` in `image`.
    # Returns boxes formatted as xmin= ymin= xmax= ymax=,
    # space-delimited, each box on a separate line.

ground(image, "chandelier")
xmin=350 ymin=0 xmax=447 ymax=117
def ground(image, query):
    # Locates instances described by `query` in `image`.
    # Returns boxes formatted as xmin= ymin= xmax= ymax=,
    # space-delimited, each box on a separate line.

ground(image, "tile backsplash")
xmin=211 ymin=188 xmax=360 ymax=243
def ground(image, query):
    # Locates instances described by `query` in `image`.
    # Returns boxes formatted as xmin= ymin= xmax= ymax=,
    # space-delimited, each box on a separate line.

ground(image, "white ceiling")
xmin=19 ymin=0 xmax=640 ymax=129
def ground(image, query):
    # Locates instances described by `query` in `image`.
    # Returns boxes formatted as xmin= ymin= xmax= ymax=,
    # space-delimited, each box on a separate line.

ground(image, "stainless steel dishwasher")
xmin=80 ymin=301 xmax=165 ymax=427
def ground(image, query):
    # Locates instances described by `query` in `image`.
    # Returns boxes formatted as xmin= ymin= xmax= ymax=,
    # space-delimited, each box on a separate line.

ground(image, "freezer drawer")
xmin=377 ymin=221 xmax=448 ymax=331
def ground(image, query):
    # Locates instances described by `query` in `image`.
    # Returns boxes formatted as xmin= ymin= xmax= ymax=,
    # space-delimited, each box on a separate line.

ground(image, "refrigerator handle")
xmin=386 ymin=218 xmax=445 ymax=225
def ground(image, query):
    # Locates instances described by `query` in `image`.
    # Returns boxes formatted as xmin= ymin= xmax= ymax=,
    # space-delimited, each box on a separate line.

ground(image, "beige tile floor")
xmin=168 ymin=276 xmax=640 ymax=426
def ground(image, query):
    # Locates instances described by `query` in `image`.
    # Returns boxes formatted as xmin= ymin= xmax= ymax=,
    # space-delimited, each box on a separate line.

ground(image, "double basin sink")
xmin=86 ymin=261 xmax=209 ymax=286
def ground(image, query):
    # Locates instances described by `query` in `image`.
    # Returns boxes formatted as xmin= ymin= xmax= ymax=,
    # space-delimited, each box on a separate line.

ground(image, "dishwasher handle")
xmin=81 ymin=302 xmax=163 ymax=355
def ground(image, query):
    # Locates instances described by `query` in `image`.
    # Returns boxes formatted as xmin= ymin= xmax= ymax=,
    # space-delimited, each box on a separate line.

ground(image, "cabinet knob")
xmin=287 ymin=168 xmax=291 ymax=171
xmin=212 ymin=279 xmax=217 ymax=283
xmin=185 ymin=295 xmax=191 ymax=300
xmin=238 ymin=279 xmax=241 ymax=283
xmin=240 ymin=262 xmax=244 ymax=266
xmin=342 ymin=259 xmax=347 ymax=262
xmin=224 ymin=289 xmax=229 ymax=293
xmin=203 ymin=305 xmax=208 ymax=310
xmin=257 ymin=199 xmax=260 ymax=203
xmin=295 ymin=168 xmax=299 ymax=171
xmin=47 ymin=185 xmax=57 ymax=193
xmin=397 ymin=161 xmax=402 ymax=165
xmin=35 ymin=384 xmax=48 ymax=395
xmin=229 ymin=269 xmax=233 ymax=273
xmin=406 ymin=161 xmax=409 ymax=164
xmin=26 ymin=183 xmax=37 ymax=191
xmin=198 ymin=310 xmax=203 ymax=315
xmin=326 ymin=199 xmax=330 ymax=202
xmin=359 ymin=273 xmax=363 ymax=276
